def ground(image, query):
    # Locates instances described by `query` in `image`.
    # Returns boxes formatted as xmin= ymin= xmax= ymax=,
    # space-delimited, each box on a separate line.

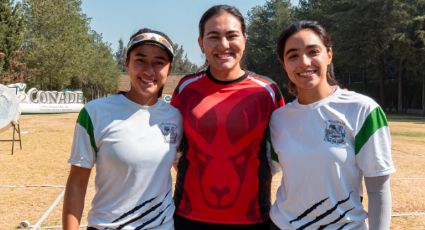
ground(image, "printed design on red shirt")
xmin=175 ymin=82 xmax=276 ymax=221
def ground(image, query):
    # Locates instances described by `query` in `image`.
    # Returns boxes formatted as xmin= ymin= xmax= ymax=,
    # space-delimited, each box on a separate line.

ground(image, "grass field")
xmin=0 ymin=113 xmax=424 ymax=229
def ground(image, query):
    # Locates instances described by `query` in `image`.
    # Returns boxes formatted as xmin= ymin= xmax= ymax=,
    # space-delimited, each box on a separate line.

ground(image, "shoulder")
xmin=246 ymin=71 xmax=278 ymax=85
xmin=83 ymin=94 xmax=123 ymax=115
xmin=245 ymin=71 xmax=284 ymax=105
xmin=335 ymin=88 xmax=380 ymax=113
xmin=174 ymin=71 xmax=208 ymax=94
xmin=271 ymin=100 xmax=296 ymax=119
xmin=158 ymin=100 xmax=180 ymax=115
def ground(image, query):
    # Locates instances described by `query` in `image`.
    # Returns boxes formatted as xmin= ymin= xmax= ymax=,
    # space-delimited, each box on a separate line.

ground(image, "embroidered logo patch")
xmin=324 ymin=120 xmax=346 ymax=144
xmin=159 ymin=122 xmax=177 ymax=143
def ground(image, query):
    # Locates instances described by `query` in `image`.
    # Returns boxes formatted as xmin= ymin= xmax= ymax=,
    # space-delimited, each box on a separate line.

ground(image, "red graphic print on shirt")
xmin=172 ymin=71 xmax=284 ymax=224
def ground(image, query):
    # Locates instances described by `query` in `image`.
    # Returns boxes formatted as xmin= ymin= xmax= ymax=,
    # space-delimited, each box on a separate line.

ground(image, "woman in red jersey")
xmin=171 ymin=4 xmax=284 ymax=230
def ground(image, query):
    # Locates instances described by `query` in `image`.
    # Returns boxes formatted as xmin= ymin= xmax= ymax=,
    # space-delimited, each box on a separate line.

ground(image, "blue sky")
xmin=81 ymin=0 xmax=299 ymax=66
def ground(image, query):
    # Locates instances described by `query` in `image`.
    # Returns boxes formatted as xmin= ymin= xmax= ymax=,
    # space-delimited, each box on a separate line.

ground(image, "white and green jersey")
xmin=68 ymin=94 xmax=182 ymax=230
xmin=269 ymin=87 xmax=395 ymax=230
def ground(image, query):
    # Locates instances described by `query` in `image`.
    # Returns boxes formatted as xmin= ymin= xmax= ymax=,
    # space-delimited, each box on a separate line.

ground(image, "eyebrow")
xmin=206 ymin=30 xmax=241 ymax=36
xmin=134 ymin=53 xmax=168 ymax=61
xmin=284 ymin=44 xmax=322 ymax=57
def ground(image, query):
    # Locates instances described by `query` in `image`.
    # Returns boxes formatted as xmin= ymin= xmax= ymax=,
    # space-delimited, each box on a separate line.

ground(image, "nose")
xmin=142 ymin=64 xmax=155 ymax=76
xmin=217 ymin=37 xmax=230 ymax=49
xmin=300 ymin=54 xmax=312 ymax=66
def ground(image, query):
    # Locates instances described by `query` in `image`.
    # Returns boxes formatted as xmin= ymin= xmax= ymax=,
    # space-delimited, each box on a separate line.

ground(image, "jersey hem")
xmin=363 ymin=167 xmax=396 ymax=177
xmin=175 ymin=213 xmax=266 ymax=225
xmin=68 ymin=159 xmax=93 ymax=169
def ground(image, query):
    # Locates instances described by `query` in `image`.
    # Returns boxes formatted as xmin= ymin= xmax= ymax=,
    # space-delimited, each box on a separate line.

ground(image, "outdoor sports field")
xmin=0 ymin=113 xmax=424 ymax=229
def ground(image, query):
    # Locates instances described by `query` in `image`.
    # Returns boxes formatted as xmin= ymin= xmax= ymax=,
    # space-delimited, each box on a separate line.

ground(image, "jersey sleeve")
xmin=68 ymin=107 xmax=97 ymax=169
xmin=355 ymin=106 xmax=395 ymax=177
xmin=271 ymin=82 xmax=285 ymax=110
xmin=170 ymin=81 xmax=181 ymax=109
xmin=268 ymin=82 xmax=284 ymax=173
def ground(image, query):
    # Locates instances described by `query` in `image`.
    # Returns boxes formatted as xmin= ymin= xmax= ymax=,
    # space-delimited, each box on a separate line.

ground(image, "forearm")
xmin=365 ymin=175 xmax=392 ymax=230
xmin=62 ymin=166 xmax=91 ymax=230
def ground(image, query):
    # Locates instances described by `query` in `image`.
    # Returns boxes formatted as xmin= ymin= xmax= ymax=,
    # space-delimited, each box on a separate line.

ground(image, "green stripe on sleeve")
xmin=77 ymin=108 xmax=98 ymax=153
xmin=355 ymin=107 xmax=388 ymax=155
xmin=266 ymin=126 xmax=279 ymax=162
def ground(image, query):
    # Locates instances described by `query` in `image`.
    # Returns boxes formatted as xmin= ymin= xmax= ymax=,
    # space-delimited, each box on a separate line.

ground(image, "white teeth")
xmin=141 ymin=78 xmax=154 ymax=84
xmin=216 ymin=53 xmax=232 ymax=58
xmin=299 ymin=71 xmax=315 ymax=76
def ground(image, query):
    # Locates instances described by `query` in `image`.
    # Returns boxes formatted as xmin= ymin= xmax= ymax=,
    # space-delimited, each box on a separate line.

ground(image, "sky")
xmin=81 ymin=0 xmax=299 ymax=66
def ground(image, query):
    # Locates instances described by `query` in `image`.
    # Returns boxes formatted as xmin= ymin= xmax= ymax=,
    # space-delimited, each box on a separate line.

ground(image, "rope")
xmin=392 ymin=212 xmax=425 ymax=217
xmin=31 ymin=190 xmax=65 ymax=229
xmin=0 ymin=185 xmax=64 ymax=188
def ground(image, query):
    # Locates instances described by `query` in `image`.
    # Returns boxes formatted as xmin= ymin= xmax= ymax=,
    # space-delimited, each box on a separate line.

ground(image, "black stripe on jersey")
xmin=134 ymin=204 xmax=172 ymax=230
xmin=296 ymin=192 xmax=352 ymax=230
xmin=173 ymin=148 xmax=190 ymax=211
xmin=112 ymin=196 xmax=157 ymax=223
xmin=337 ymin=222 xmax=350 ymax=230
xmin=289 ymin=197 xmax=329 ymax=223
xmin=257 ymin=137 xmax=272 ymax=221
xmin=116 ymin=202 xmax=163 ymax=229
xmin=317 ymin=207 xmax=354 ymax=230
xmin=160 ymin=216 xmax=166 ymax=225
xmin=113 ymin=190 xmax=171 ymax=228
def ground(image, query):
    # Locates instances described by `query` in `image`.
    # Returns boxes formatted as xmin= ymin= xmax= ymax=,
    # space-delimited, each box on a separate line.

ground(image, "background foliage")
xmin=1 ymin=0 xmax=424 ymax=111
xmin=0 ymin=0 xmax=197 ymax=100
xmin=245 ymin=0 xmax=425 ymax=114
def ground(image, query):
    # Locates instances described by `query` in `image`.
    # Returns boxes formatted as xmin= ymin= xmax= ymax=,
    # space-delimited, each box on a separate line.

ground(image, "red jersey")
xmin=171 ymin=69 xmax=284 ymax=224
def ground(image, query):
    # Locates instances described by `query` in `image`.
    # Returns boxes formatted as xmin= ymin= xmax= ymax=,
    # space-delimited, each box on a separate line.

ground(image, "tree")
xmin=0 ymin=0 xmax=24 ymax=79
xmin=114 ymin=38 xmax=125 ymax=72
xmin=21 ymin=0 xmax=120 ymax=99
xmin=245 ymin=0 xmax=294 ymax=97
xmin=21 ymin=0 xmax=90 ymax=89
xmin=172 ymin=44 xmax=198 ymax=74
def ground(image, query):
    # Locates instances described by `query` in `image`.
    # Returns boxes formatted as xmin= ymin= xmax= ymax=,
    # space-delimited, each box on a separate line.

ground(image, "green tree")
xmin=114 ymin=38 xmax=125 ymax=72
xmin=245 ymin=0 xmax=294 ymax=96
xmin=21 ymin=0 xmax=120 ymax=100
xmin=296 ymin=0 xmax=407 ymax=109
xmin=172 ymin=44 xmax=198 ymax=74
xmin=0 ymin=0 xmax=24 ymax=79
xmin=71 ymin=31 xmax=121 ymax=100
xmin=21 ymin=0 xmax=90 ymax=89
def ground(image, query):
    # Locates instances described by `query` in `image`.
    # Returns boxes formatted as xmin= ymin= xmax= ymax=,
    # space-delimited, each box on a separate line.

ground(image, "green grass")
xmin=391 ymin=131 xmax=425 ymax=138
xmin=387 ymin=114 xmax=425 ymax=123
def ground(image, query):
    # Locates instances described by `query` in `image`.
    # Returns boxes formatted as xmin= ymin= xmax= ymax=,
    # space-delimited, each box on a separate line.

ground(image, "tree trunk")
xmin=422 ymin=74 xmax=425 ymax=115
xmin=397 ymin=65 xmax=403 ymax=113
xmin=379 ymin=68 xmax=385 ymax=108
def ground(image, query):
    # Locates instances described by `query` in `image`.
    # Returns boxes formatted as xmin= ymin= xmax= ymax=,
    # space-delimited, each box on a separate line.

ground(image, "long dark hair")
xmin=198 ymin=4 xmax=246 ymax=37
xmin=276 ymin=21 xmax=337 ymax=95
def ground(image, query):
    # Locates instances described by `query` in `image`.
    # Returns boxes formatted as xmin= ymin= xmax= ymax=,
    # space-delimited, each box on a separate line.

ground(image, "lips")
xmin=297 ymin=70 xmax=318 ymax=78
xmin=215 ymin=52 xmax=234 ymax=60
xmin=140 ymin=77 xmax=155 ymax=84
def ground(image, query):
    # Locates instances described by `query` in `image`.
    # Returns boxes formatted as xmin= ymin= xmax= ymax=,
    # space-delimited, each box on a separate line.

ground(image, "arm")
xmin=365 ymin=175 xmax=392 ymax=230
xmin=62 ymin=165 xmax=91 ymax=230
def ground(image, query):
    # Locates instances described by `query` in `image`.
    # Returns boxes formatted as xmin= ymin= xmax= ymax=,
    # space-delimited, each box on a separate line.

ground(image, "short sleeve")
xmin=355 ymin=107 xmax=395 ymax=177
xmin=68 ymin=108 xmax=97 ymax=169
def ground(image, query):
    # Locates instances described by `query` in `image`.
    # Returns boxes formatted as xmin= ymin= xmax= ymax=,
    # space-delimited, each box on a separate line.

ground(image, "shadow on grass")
xmin=387 ymin=114 xmax=425 ymax=124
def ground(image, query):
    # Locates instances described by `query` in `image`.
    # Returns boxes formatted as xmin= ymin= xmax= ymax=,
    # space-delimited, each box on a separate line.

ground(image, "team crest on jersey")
xmin=159 ymin=122 xmax=177 ymax=143
xmin=324 ymin=120 xmax=346 ymax=144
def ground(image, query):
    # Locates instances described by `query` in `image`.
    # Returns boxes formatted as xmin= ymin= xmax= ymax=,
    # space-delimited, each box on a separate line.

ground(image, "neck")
xmin=209 ymin=65 xmax=245 ymax=81
xmin=125 ymin=91 xmax=157 ymax=106
xmin=298 ymin=85 xmax=335 ymax=105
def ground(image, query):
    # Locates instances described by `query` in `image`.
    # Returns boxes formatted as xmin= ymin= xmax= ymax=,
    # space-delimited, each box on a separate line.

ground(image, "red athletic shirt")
xmin=171 ymin=69 xmax=284 ymax=224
